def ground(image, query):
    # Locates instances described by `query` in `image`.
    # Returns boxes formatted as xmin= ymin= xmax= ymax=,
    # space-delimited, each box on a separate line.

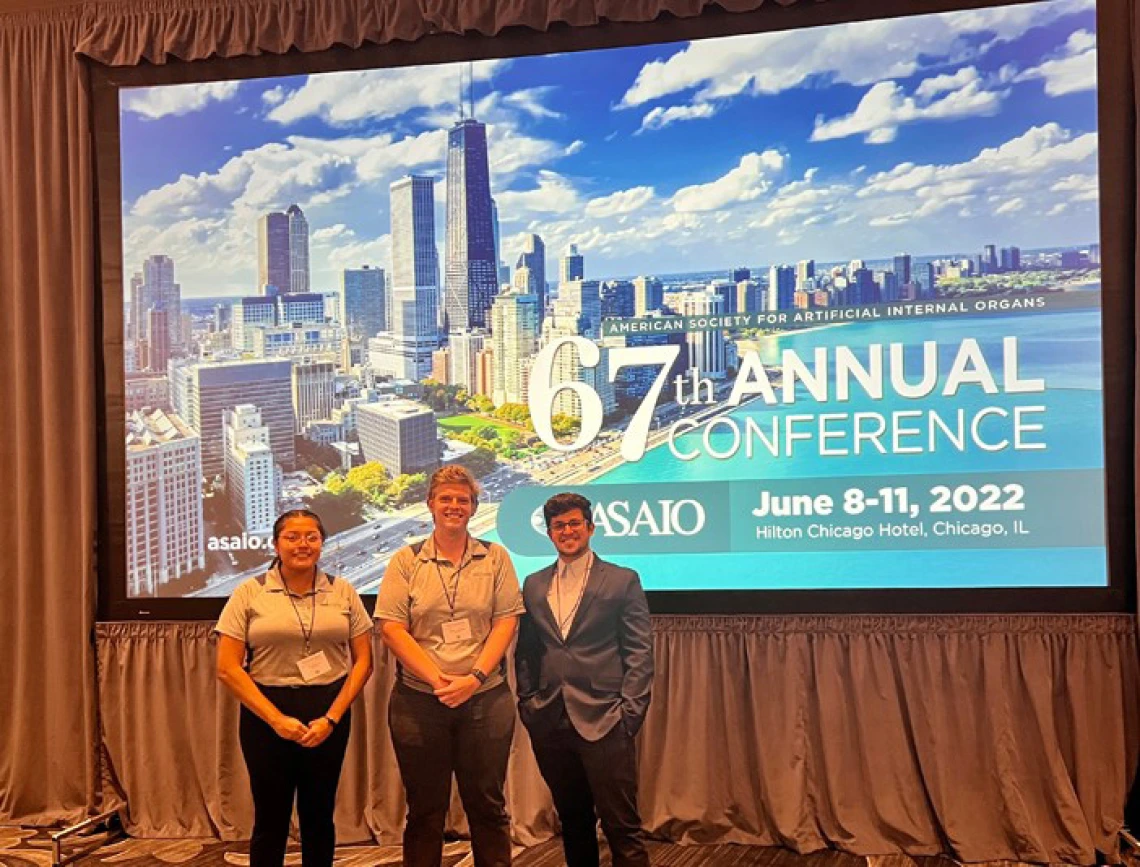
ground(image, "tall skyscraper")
xmin=170 ymin=358 xmax=296 ymax=477
xmin=341 ymin=266 xmax=387 ymax=342
xmin=291 ymin=359 xmax=338 ymax=434
xmin=223 ymin=404 xmax=278 ymax=535
xmin=515 ymin=233 xmax=546 ymax=319
xmin=258 ymin=211 xmax=291 ymax=296
xmin=881 ymin=271 xmax=900 ymax=303
xmin=560 ymin=244 xmax=585 ymax=284
xmin=491 ymin=290 xmax=540 ymax=407
xmin=287 ymin=204 xmax=310 ymax=294
xmin=984 ymin=244 xmax=998 ymax=273
xmin=129 ymin=271 xmax=144 ymax=341
xmin=141 ymin=254 xmax=182 ymax=351
xmin=768 ymin=265 xmax=795 ymax=311
xmin=633 ymin=276 xmax=663 ymax=316
xmin=736 ymin=280 xmax=760 ymax=314
xmin=663 ymin=290 xmax=728 ymax=379
xmin=391 ymin=176 xmax=441 ymax=343
xmin=851 ymin=268 xmax=878 ymax=304
xmin=146 ymin=308 xmax=171 ymax=373
xmin=445 ymin=119 xmax=497 ymax=331
xmin=795 ymin=259 xmax=816 ymax=288
xmin=893 ymin=254 xmax=912 ymax=285
xmin=600 ymin=280 xmax=635 ymax=319
xmin=125 ymin=408 xmax=204 ymax=596
xmin=710 ymin=279 xmax=736 ymax=315
xmin=729 ymin=267 xmax=751 ymax=284
xmin=448 ymin=330 xmax=487 ymax=392
xmin=553 ymin=279 xmax=602 ymax=338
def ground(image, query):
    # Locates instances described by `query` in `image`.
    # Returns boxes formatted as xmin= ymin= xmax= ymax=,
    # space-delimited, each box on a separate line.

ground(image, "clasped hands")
xmin=271 ymin=714 xmax=335 ymax=747
xmin=433 ymin=671 xmax=480 ymax=708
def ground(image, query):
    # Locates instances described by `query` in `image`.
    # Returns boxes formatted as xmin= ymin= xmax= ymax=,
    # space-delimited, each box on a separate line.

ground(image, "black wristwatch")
xmin=323 ymin=714 xmax=338 ymax=728
xmin=471 ymin=667 xmax=488 ymax=684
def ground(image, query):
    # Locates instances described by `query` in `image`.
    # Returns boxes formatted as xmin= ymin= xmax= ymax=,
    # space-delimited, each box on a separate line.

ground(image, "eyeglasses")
xmin=550 ymin=519 xmax=587 ymax=533
xmin=281 ymin=532 xmax=322 ymax=545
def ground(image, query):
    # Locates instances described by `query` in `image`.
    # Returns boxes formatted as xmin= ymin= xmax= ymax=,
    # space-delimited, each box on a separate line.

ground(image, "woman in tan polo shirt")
xmin=216 ymin=508 xmax=374 ymax=867
xmin=375 ymin=465 xmax=524 ymax=867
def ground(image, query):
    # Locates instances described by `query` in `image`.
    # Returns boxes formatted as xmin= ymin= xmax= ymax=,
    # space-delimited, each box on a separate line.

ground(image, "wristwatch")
xmin=323 ymin=714 xmax=338 ymax=728
xmin=471 ymin=667 xmax=488 ymax=684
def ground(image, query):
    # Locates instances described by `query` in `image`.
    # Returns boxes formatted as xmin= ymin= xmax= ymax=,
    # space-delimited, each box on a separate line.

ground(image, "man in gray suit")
xmin=515 ymin=492 xmax=654 ymax=867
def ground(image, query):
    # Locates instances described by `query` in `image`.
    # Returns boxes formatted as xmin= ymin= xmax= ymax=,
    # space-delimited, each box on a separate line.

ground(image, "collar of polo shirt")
xmin=264 ymin=566 xmax=334 ymax=595
xmin=416 ymin=534 xmax=490 ymax=564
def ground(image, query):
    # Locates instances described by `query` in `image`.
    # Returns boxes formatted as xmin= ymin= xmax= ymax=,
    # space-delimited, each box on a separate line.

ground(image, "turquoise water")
xmin=493 ymin=309 xmax=1109 ymax=590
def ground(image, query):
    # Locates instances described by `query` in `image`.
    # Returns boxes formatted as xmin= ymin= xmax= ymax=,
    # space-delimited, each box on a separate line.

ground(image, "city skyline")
xmin=120 ymin=0 xmax=1099 ymax=300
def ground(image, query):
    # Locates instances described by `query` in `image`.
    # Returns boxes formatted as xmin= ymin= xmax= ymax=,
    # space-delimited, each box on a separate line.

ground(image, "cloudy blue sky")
xmin=120 ymin=0 xmax=1099 ymax=299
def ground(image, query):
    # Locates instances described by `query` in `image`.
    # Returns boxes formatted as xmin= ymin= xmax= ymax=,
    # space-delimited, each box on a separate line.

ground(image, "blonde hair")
xmin=427 ymin=464 xmax=481 ymax=504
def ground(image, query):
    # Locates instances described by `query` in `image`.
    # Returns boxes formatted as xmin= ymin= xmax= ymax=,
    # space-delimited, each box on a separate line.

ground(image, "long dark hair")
xmin=269 ymin=509 xmax=328 ymax=572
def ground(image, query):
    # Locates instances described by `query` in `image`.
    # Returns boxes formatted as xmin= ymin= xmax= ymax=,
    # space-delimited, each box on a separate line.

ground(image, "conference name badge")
xmin=297 ymin=650 xmax=332 ymax=682
xmin=441 ymin=618 xmax=473 ymax=644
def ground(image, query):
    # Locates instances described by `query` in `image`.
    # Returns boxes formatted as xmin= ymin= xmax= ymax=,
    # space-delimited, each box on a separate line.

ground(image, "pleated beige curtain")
xmin=96 ymin=616 xmax=1140 ymax=864
xmin=0 ymin=10 xmax=100 ymax=823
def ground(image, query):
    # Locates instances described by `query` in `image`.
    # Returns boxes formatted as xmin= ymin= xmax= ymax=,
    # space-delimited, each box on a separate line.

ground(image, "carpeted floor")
xmin=0 ymin=828 xmax=1128 ymax=867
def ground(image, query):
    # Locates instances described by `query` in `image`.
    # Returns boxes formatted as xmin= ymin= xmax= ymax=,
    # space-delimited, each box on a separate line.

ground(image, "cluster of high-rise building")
xmin=122 ymin=80 xmax=1098 ymax=595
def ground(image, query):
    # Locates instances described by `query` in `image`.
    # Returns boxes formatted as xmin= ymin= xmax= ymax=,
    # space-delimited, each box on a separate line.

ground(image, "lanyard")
xmin=435 ymin=539 xmax=468 ymax=620
xmin=286 ymin=580 xmax=318 ymax=655
xmin=554 ymin=552 xmax=592 ymax=634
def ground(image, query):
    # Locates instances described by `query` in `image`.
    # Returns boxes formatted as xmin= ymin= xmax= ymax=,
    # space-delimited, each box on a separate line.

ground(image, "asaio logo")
xmin=207 ymin=533 xmax=273 ymax=551
xmin=530 ymin=498 xmax=707 ymax=538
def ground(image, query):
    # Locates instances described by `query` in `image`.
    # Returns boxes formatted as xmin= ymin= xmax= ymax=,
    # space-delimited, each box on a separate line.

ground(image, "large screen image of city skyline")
xmin=119 ymin=0 xmax=1106 ymax=598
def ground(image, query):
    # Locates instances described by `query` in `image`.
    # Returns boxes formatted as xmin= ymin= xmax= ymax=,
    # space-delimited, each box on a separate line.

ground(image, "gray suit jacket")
xmin=515 ymin=555 xmax=653 ymax=742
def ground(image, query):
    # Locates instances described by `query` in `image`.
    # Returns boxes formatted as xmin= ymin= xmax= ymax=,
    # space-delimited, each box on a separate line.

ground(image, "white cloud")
xmin=267 ymin=61 xmax=508 ymax=126
xmin=618 ymin=0 xmax=1091 ymax=109
xmin=312 ymin=223 xmax=354 ymax=242
xmin=261 ymin=86 xmax=286 ymax=107
xmin=1051 ymin=172 xmax=1099 ymax=201
xmin=502 ymin=87 xmax=562 ymax=120
xmin=637 ymin=101 xmax=717 ymax=132
xmin=494 ymin=171 xmax=582 ymax=220
xmin=1017 ymin=29 xmax=1097 ymax=96
xmin=994 ymin=197 xmax=1025 ymax=215
xmin=915 ymin=66 xmax=982 ymax=100
xmin=326 ymin=235 xmax=391 ymax=274
xmin=811 ymin=70 xmax=1006 ymax=144
xmin=859 ymin=124 xmax=1097 ymax=196
xmin=564 ymin=140 xmax=585 ymax=156
xmin=123 ymin=81 xmax=241 ymax=120
xmin=671 ymin=150 xmax=785 ymax=213
xmin=585 ymin=186 xmax=655 ymax=218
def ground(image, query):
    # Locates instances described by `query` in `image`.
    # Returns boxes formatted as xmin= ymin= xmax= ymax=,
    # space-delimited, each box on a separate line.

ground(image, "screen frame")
xmin=92 ymin=0 xmax=1135 ymax=620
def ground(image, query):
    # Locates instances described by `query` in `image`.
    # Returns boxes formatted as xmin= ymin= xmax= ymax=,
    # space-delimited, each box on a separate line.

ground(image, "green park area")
xmin=438 ymin=414 xmax=526 ymax=437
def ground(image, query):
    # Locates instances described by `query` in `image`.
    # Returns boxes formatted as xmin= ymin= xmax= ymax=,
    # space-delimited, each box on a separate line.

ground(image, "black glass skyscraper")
xmin=445 ymin=118 xmax=497 ymax=331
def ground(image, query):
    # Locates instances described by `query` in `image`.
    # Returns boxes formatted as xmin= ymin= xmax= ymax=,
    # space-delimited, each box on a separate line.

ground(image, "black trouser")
xmin=530 ymin=713 xmax=648 ymax=867
xmin=239 ymin=679 xmax=351 ymax=867
xmin=388 ymin=681 xmax=515 ymax=867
